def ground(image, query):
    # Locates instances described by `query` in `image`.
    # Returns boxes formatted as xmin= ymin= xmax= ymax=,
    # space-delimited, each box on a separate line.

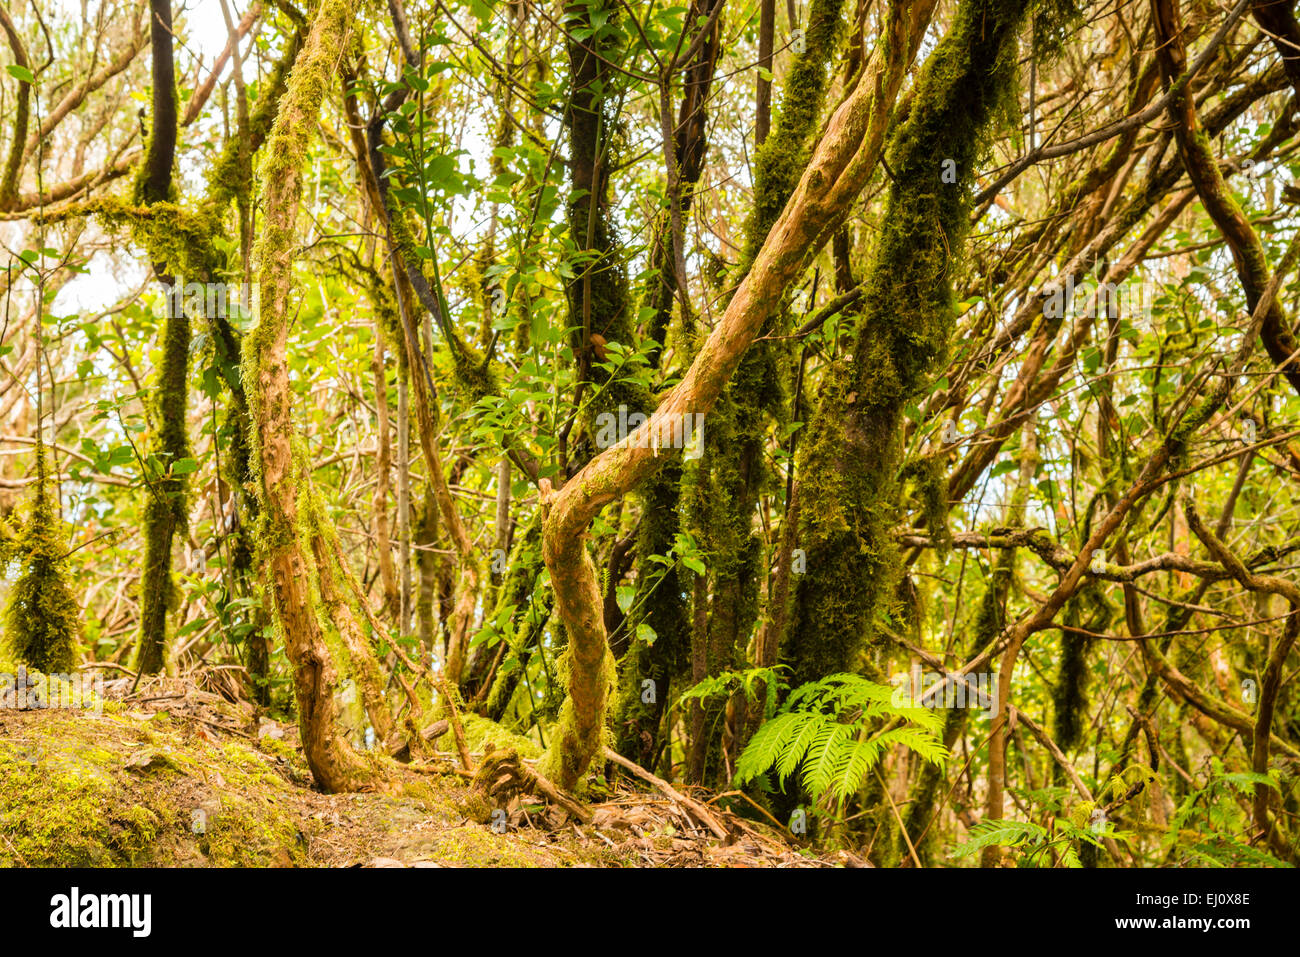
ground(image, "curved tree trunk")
xmin=538 ymin=0 xmax=935 ymax=789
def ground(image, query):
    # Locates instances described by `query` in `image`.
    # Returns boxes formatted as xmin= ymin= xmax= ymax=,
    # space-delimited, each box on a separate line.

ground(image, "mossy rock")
xmin=0 ymin=710 xmax=307 ymax=866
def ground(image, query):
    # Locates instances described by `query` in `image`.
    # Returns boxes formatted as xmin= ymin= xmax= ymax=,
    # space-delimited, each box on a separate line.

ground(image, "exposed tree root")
xmin=472 ymin=746 xmax=593 ymax=825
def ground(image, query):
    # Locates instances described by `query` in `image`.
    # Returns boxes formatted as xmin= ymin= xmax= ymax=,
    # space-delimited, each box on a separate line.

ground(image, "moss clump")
xmin=0 ymin=717 xmax=173 ymax=866
xmin=200 ymin=792 xmax=307 ymax=867
xmin=82 ymin=197 xmax=223 ymax=281
xmin=442 ymin=712 xmax=543 ymax=761
xmin=448 ymin=341 xmax=499 ymax=406
xmin=0 ymin=707 xmax=631 ymax=868
xmin=0 ymin=711 xmax=310 ymax=867
xmin=3 ymin=439 xmax=79 ymax=673
xmin=399 ymin=814 xmax=588 ymax=867
xmin=0 ymin=748 xmax=165 ymax=866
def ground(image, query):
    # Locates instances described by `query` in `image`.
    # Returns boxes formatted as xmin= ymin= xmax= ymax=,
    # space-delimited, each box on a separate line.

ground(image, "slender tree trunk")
xmin=397 ymin=353 xmax=412 ymax=633
xmin=756 ymin=0 xmax=775 ymax=145
xmin=371 ymin=311 xmax=398 ymax=617
xmin=243 ymin=0 xmax=381 ymax=793
xmin=136 ymin=0 xmax=184 ymax=676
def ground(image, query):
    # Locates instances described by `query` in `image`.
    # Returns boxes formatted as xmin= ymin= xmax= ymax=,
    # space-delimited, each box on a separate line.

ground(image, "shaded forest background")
xmin=1 ymin=0 xmax=1299 ymax=867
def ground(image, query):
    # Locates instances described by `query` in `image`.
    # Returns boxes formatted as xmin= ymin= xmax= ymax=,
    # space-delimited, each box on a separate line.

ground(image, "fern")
xmin=1161 ymin=761 xmax=1292 ymax=868
xmin=734 ymin=673 xmax=948 ymax=805
xmin=678 ymin=665 xmax=789 ymax=724
xmin=953 ymin=820 xmax=1049 ymax=857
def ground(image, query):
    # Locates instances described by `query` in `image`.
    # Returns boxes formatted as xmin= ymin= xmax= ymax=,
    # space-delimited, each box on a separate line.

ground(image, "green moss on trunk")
xmin=683 ymin=0 xmax=845 ymax=780
xmin=136 ymin=290 xmax=191 ymax=676
xmin=612 ymin=462 xmax=693 ymax=771
xmin=785 ymin=0 xmax=1037 ymax=687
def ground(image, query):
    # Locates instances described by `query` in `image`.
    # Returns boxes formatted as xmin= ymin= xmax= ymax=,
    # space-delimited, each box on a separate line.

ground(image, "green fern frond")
xmin=830 ymin=736 xmax=884 ymax=802
xmin=877 ymin=727 xmax=948 ymax=766
xmin=734 ymin=712 xmax=801 ymax=786
xmin=953 ymin=820 xmax=1047 ymax=857
xmin=776 ymin=712 xmax=825 ymax=783
xmin=735 ymin=673 xmax=948 ymax=805
xmin=800 ymin=722 xmax=852 ymax=798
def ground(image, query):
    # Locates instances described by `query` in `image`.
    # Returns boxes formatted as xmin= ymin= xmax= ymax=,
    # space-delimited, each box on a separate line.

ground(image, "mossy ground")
xmin=0 ymin=704 xmax=626 ymax=867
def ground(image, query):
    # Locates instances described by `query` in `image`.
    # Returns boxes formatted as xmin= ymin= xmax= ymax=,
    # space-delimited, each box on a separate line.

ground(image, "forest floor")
xmin=0 ymin=671 xmax=853 ymax=868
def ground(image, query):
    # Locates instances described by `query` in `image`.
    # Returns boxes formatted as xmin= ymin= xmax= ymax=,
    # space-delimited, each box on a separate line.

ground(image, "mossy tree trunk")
xmin=782 ymin=0 xmax=1035 ymax=690
xmin=563 ymin=0 xmax=645 ymax=454
xmin=615 ymin=0 xmax=723 ymax=777
xmin=242 ymin=0 xmax=382 ymax=793
xmin=201 ymin=30 xmax=303 ymax=704
xmin=135 ymin=290 xmax=190 ymax=676
xmin=0 ymin=4 xmax=32 ymax=211
xmin=135 ymin=0 xmax=184 ymax=676
xmin=685 ymin=0 xmax=846 ymax=785
xmin=612 ymin=461 xmax=692 ymax=772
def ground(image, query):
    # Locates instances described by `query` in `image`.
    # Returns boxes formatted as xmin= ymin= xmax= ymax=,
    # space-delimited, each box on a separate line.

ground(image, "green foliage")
xmin=677 ymin=664 xmax=790 ymax=724
xmin=7 ymin=0 xmax=1298 ymax=867
xmin=1162 ymin=760 xmax=1291 ymax=867
xmin=954 ymin=764 xmax=1179 ymax=868
xmin=734 ymin=673 xmax=946 ymax=806
xmin=954 ymin=814 xmax=1114 ymax=869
